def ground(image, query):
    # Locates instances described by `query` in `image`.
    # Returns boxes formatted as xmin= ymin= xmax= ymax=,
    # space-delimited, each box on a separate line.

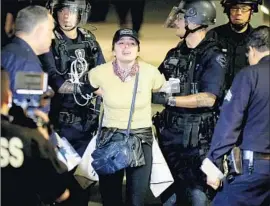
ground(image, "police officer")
xmin=1 ymin=69 xmax=70 ymax=206
xmin=1 ymin=5 xmax=54 ymax=127
xmin=39 ymin=0 xmax=105 ymax=205
xmin=152 ymin=1 xmax=226 ymax=205
xmin=205 ymin=25 xmax=270 ymax=206
xmin=207 ymin=0 xmax=262 ymax=90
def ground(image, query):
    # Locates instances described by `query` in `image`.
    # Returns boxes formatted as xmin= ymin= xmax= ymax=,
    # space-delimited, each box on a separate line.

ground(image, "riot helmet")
xmin=221 ymin=0 xmax=262 ymax=13
xmin=221 ymin=0 xmax=262 ymax=32
xmin=165 ymin=0 xmax=216 ymax=39
xmin=46 ymin=0 xmax=91 ymax=30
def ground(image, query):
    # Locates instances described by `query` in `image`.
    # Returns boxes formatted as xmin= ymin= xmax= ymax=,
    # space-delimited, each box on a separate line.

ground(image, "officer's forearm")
xmin=174 ymin=92 xmax=216 ymax=108
xmin=58 ymin=82 xmax=75 ymax=94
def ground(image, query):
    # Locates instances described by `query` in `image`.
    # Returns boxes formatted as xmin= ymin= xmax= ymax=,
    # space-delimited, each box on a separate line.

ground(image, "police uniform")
xmin=1 ymin=114 xmax=68 ymax=206
xmin=154 ymin=36 xmax=226 ymax=205
xmin=207 ymin=0 xmax=262 ymax=90
xmin=39 ymin=18 xmax=105 ymax=206
xmin=207 ymin=23 xmax=253 ymax=89
xmin=40 ymin=27 xmax=105 ymax=157
xmin=207 ymin=55 xmax=270 ymax=206
xmin=2 ymin=37 xmax=44 ymax=107
xmin=1 ymin=37 xmax=48 ymax=126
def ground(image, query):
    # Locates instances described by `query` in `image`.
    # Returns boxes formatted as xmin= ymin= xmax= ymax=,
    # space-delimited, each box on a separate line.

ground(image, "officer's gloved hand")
xmin=152 ymin=92 xmax=171 ymax=105
xmin=75 ymin=73 xmax=98 ymax=95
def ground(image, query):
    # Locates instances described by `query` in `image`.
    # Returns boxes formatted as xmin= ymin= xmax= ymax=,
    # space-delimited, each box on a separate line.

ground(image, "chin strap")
xmin=182 ymin=24 xmax=208 ymax=39
xmin=230 ymin=22 xmax=249 ymax=32
xmin=60 ymin=24 xmax=78 ymax=32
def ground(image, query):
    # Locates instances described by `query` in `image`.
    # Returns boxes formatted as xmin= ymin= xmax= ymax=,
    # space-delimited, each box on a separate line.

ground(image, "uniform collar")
xmin=258 ymin=55 xmax=270 ymax=64
xmin=54 ymin=27 xmax=82 ymax=43
xmin=11 ymin=36 xmax=41 ymax=65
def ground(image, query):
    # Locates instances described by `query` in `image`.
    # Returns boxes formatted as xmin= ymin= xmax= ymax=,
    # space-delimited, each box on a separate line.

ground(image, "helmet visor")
xmin=164 ymin=6 xmax=180 ymax=28
xmin=56 ymin=5 xmax=80 ymax=30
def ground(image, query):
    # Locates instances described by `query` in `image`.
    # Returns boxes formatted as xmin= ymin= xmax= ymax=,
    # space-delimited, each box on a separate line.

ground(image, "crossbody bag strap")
xmin=126 ymin=72 xmax=139 ymax=136
xmin=97 ymin=72 xmax=140 ymax=138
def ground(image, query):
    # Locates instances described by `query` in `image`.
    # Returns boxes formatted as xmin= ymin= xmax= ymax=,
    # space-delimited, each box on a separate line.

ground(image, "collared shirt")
xmin=1 ymin=37 xmax=44 ymax=109
xmin=208 ymin=55 xmax=270 ymax=163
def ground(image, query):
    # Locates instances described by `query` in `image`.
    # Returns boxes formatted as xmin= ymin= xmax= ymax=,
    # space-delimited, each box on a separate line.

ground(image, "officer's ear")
xmin=248 ymin=46 xmax=255 ymax=57
xmin=1 ymin=70 xmax=12 ymax=107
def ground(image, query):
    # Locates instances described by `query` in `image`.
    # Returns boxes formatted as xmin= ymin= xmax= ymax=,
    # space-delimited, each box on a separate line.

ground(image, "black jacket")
xmin=1 ymin=114 xmax=68 ymax=206
xmin=207 ymin=23 xmax=254 ymax=89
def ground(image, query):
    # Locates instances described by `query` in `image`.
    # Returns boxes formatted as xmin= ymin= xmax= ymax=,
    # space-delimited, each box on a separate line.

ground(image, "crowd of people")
xmin=1 ymin=0 xmax=269 ymax=206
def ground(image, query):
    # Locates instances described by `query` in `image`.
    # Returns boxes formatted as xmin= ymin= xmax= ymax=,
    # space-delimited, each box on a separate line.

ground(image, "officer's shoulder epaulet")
xmin=78 ymin=27 xmax=96 ymax=41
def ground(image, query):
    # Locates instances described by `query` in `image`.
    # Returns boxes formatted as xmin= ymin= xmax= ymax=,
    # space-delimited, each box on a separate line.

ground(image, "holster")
xmin=225 ymin=147 xmax=243 ymax=182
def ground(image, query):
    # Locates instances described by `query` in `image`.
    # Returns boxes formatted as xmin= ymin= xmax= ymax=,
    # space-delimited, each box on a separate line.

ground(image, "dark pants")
xmin=212 ymin=160 xmax=270 ymax=206
xmin=57 ymin=167 xmax=90 ymax=206
xmin=112 ymin=0 xmax=145 ymax=34
xmin=98 ymin=143 xmax=152 ymax=206
xmin=88 ymin=0 xmax=110 ymax=22
xmin=158 ymin=117 xmax=208 ymax=206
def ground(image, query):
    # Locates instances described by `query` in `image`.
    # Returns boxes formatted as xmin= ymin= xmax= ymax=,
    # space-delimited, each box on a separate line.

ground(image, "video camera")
xmin=14 ymin=71 xmax=53 ymax=122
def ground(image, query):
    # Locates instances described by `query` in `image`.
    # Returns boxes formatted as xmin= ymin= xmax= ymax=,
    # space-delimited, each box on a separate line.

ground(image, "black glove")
xmin=76 ymin=73 xmax=98 ymax=95
xmin=152 ymin=92 xmax=170 ymax=105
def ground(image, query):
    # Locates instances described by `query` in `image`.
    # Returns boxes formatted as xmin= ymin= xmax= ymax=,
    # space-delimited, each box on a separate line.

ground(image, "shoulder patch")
xmin=216 ymin=54 xmax=227 ymax=68
xmin=224 ymin=89 xmax=232 ymax=102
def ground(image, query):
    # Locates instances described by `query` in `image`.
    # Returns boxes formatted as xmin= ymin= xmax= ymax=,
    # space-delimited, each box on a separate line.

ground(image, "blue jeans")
xmin=163 ymin=187 xmax=208 ymax=206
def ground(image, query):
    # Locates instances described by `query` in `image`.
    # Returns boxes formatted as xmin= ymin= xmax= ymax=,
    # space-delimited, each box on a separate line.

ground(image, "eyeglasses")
xmin=230 ymin=6 xmax=251 ymax=13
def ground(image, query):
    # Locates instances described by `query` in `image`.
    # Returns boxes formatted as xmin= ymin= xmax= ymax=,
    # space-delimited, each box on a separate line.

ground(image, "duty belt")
xmin=59 ymin=112 xmax=82 ymax=124
xmin=242 ymin=150 xmax=270 ymax=175
xmin=243 ymin=150 xmax=270 ymax=160
xmin=164 ymin=110 xmax=201 ymax=125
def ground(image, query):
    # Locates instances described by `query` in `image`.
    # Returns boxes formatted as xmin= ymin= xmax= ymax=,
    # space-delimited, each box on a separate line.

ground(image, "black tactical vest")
xmin=52 ymin=27 xmax=99 ymax=78
xmin=50 ymin=28 xmax=100 ymax=112
xmin=160 ymin=38 xmax=221 ymax=97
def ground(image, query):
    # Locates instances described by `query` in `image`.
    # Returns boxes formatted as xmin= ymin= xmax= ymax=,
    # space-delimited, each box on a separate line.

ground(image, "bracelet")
xmin=167 ymin=96 xmax=176 ymax=107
